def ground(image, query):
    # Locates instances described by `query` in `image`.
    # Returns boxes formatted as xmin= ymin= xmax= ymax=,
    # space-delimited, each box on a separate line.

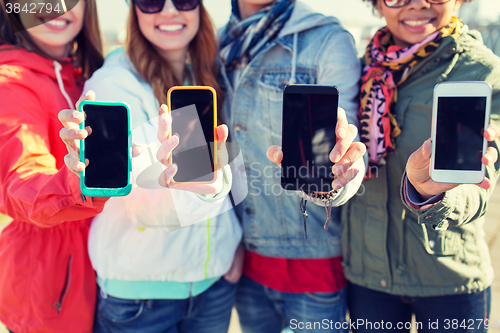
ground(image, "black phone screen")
xmin=169 ymin=89 xmax=215 ymax=183
xmin=435 ymin=96 xmax=486 ymax=171
xmin=83 ymin=104 xmax=129 ymax=188
xmin=281 ymin=85 xmax=338 ymax=194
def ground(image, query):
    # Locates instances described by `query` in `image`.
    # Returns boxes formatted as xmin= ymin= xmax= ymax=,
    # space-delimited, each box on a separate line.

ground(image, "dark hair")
xmin=362 ymin=0 xmax=473 ymax=12
xmin=0 ymin=0 xmax=103 ymax=81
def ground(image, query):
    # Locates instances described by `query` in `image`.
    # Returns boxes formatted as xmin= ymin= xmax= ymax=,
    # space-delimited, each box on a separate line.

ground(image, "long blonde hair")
xmin=126 ymin=2 xmax=222 ymax=106
xmin=0 ymin=0 xmax=104 ymax=81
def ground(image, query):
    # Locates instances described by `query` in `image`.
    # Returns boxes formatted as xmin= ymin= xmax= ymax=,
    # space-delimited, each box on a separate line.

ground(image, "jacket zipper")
xmin=53 ymin=255 xmax=72 ymax=313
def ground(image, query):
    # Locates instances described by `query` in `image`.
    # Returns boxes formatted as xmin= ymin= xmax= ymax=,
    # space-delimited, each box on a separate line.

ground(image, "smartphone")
xmin=79 ymin=101 xmax=132 ymax=197
xmin=281 ymin=85 xmax=339 ymax=194
xmin=430 ymin=81 xmax=492 ymax=184
xmin=167 ymin=86 xmax=217 ymax=184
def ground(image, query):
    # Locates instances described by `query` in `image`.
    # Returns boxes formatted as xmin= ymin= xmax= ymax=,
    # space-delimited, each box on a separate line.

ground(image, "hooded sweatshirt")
xmin=0 ymin=46 xmax=107 ymax=333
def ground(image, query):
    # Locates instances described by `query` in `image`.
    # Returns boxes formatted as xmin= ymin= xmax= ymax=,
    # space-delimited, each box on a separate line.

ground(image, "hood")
xmin=279 ymin=1 xmax=341 ymax=38
xmin=0 ymin=45 xmax=73 ymax=82
xmin=0 ymin=45 xmax=76 ymax=109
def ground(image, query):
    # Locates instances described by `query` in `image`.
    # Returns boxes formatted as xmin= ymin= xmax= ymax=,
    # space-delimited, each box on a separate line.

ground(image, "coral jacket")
xmin=0 ymin=46 xmax=107 ymax=332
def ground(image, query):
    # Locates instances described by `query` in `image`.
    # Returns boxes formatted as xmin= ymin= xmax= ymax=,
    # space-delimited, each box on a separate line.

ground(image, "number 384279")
xmin=443 ymin=319 xmax=498 ymax=330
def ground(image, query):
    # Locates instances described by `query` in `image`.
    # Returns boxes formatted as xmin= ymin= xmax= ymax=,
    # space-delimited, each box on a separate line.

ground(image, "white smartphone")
xmin=430 ymin=81 xmax=492 ymax=184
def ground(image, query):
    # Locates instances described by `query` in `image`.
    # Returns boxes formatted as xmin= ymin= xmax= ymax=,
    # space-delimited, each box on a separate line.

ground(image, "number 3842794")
xmin=6 ymin=2 xmax=64 ymax=14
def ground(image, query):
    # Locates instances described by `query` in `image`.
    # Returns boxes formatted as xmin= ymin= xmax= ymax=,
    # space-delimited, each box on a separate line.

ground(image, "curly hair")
xmin=362 ymin=0 xmax=473 ymax=11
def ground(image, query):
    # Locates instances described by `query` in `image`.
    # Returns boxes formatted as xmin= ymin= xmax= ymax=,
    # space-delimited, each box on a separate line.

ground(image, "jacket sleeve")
xmin=0 ymin=82 xmax=108 ymax=227
xmin=315 ymin=28 xmax=367 ymax=207
xmin=84 ymin=64 xmax=231 ymax=231
xmin=401 ymin=67 xmax=500 ymax=229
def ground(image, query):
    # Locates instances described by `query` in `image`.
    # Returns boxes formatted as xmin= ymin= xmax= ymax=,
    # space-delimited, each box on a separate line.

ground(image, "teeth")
xmin=404 ymin=19 xmax=432 ymax=27
xmin=44 ymin=19 xmax=67 ymax=27
xmin=158 ymin=24 xmax=183 ymax=32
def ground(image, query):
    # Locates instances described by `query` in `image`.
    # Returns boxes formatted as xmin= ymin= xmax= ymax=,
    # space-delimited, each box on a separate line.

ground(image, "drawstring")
xmin=437 ymin=52 xmax=460 ymax=83
xmin=324 ymin=200 xmax=333 ymax=231
xmin=53 ymin=60 xmax=74 ymax=109
xmin=397 ymin=209 xmax=406 ymax=274
xmin=289 ymin=33 xmax=298 ymax=85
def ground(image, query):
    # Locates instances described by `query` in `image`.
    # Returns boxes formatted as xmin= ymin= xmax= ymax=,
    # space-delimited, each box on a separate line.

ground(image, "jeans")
xmin=348 ymin=282 xmax=491 ymax=333
xmin=94 ymin=278 xmax=237 ymax=333
xmin=235 ymin=275 xmax=348 ymax=333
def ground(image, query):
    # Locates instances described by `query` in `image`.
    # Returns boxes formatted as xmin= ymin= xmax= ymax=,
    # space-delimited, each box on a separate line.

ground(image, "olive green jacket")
xmin=342 ymin=27 xmax=500 ymax=297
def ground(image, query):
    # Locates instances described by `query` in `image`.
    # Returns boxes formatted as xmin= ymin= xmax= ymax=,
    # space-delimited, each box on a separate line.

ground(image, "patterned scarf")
xmin=220 ymin=0 xmax=295 ymax=87
xmin=359 ymin=16 xmax=464 ymax=169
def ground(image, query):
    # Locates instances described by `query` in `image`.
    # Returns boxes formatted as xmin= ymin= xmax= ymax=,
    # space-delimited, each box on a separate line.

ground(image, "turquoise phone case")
xmin=79 ymin=100 xmax=132 ymax=197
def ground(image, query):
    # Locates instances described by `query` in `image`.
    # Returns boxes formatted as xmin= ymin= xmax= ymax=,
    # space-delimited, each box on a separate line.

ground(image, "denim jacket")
xmin=219 ymin=1 xmax=365 ymax=259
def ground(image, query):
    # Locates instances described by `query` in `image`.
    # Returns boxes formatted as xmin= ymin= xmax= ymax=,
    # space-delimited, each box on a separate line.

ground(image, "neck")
xmin=157 ymin=47 xmax=188 ymax=82
xmin=237 ymin=0 xmax=269 ymax=19
xmin=33 ymin=40 xmax=71 ymax=58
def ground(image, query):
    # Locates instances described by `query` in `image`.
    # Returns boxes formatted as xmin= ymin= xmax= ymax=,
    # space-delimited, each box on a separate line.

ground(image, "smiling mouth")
xmin=157 ymin=24 xmax=185 ymax=32
xmin=403 ymin=19 xmax=433 ymax=27
xmin=40 ymin=18 xmax=70 ymax=27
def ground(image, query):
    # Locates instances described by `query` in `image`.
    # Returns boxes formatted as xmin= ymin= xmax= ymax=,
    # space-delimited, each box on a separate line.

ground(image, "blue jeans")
xmin=348 ymin=282 xmax=491 ymax=333
xmin=235 ymin=275 xmax=348 ymax=333
xmin=93 ymin=278 xmax=237 ymax=333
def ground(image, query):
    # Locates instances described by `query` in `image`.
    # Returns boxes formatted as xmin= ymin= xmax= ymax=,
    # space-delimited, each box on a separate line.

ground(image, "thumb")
xmin=266 ymin=146 xmax=283 ymax=166
xmin=157 ymin=104 xmax=171 ymax=143
xmin=216 ymin=125 xmax=229 ymax=170
xmin=75 ymin=90 xmax=95 ymax=110
xmin=408 ymin=138 xmax=432 ymax=172
xmin=216 ymin=124 xmax=229 ymax=150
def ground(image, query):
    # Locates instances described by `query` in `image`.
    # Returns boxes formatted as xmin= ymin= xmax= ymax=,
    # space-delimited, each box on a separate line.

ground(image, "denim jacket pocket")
xmin=257 ymin=80 xmax=284 ymax=145
xmin=257 ymin=71 xmax=316 ymax=145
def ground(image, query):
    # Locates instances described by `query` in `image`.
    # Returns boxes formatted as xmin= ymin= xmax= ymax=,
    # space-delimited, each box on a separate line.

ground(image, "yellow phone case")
xmin=166 ymin=86 xmax=217 ymax=185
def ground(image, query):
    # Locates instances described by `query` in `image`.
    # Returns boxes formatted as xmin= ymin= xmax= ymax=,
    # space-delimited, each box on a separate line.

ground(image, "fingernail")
xmin=169 ymin=136 xmax=178 ymax=145
xmin=338 ymin=128 xmax=346 ymax=139
xmin=168 ymin=164 xmax=177 ymax=176
xmin=330 ymin=152 xmax=340 ymax=163
xmin=85 ymin=90 xmax=92 ymax=97
xmin=332 ymin=166 xmax=339 ymax=176
xmin=273 ymin=149 xmax=281 ymax=162
xmin=73 ymin=111 xmax=80 ymax=119
xmin=332 ymin=180 xmax=342 ymax=190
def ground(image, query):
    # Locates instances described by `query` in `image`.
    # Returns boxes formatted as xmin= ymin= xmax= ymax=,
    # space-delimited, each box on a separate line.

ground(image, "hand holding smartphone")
xmin=406 ymin=81 xmax=499 ymax=201
xmin=281 ymin=85 xmax=339 ymax=194
xmin=166 ymin=86 xmax=218 ymax=185
xmin=430 ymin=81 xmax=492 ymax=184
xmin=79 ymin=100 xmax=132 ymax=197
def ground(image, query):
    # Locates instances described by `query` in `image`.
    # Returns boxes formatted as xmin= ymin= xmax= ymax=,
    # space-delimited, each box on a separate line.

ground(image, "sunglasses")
xmin=384 ymin=0 xmax=451 ymax=8
xmin=133 ymin=0 xmax=200 ymax=13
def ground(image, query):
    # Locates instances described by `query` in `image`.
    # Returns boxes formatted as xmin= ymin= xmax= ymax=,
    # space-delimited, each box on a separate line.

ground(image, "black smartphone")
xmin=79 ymin=101 xmax=131 ymax=197
xmin=167 ymin=86 xmax=217 ymax=184
xmin=281 ymin=85 xmax=339 ymax=194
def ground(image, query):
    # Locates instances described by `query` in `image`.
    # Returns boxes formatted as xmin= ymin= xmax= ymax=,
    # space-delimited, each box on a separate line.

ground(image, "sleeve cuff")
xmin=404 ymin=176 xmax=444 ymax=209
xmin=195 ymin=164 xmax=232 ymax=202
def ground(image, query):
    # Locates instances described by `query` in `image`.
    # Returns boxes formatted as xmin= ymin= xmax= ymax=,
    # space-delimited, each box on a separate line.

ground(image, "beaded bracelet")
xmin=298 ymin=189 xmax=340 ymax=239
